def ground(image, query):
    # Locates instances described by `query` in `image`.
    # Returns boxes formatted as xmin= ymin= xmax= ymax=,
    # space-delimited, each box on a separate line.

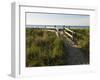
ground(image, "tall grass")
xmin=26 ymin=28 xmax=89 ymax=66
xmin=26 ymin=28 xmax=67 ymax=67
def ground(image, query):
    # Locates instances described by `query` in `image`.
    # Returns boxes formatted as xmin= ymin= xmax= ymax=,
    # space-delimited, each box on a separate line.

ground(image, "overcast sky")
xmin=26 ymin=12 xmax=90 ymax=26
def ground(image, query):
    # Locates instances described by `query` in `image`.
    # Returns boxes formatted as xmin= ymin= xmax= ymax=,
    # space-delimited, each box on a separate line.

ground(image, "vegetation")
xmin=26 ymin=28 xmax=68 ymax=67
xmin=26 ymin=28 xmax=90 ymax=67
xmin=71 ymin=28 xmax=89 ymax=63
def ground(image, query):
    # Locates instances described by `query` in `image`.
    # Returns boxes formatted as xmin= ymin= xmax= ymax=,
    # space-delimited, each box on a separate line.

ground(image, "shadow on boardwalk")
xmin=59 ymin=30 xmax=89 ymax=65
xmin=65 ymin=45 xmax=89 ymax=65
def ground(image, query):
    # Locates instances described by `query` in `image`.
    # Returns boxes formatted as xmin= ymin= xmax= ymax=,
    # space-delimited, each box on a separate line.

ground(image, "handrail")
xmin=64 ymin=31 xmax=73 ymax=38
xmin=65 ymin=28 xmax=74 ymax=33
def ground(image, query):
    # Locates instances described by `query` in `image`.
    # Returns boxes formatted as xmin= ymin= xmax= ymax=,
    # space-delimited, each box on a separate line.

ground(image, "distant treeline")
xmin=26 ymin=25 xmax=89 ymax=29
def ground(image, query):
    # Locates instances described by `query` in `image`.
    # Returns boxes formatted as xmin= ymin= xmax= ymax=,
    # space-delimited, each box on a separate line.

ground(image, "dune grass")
xmin=26 ymin=28 xmax=67 ymax=67
xmin=26 ymin=28 xmax=89 ymax=67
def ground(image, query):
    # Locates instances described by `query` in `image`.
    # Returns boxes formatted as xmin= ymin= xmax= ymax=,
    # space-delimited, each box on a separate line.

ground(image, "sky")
xmin=26 ymin=12 xmax=90 ymax=26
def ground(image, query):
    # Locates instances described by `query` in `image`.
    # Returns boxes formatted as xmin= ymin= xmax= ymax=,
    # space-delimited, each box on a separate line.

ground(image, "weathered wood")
xmin=65 ymin=28 xmax=74 ymax=33
xmin=64 ymin=31 xmax=73 ymax=38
